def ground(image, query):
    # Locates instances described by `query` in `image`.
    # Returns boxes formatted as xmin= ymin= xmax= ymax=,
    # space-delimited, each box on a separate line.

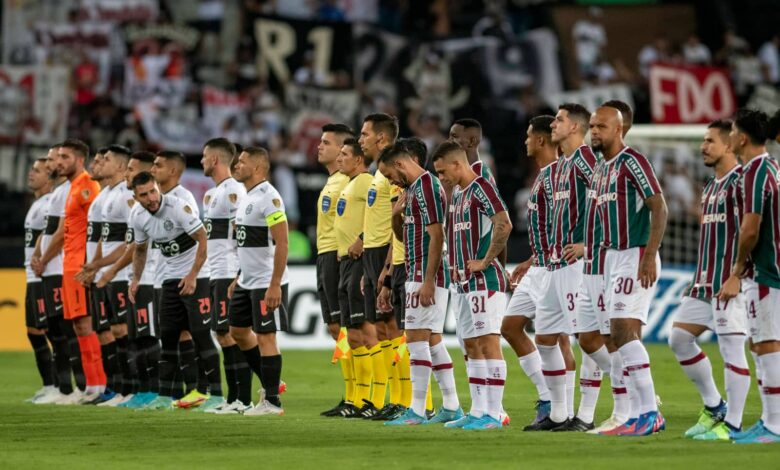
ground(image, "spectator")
xmin=638 ymin=36 xmax=670 ymax=79
xmin=317 ymin=0 xmax=345 ymax=22
xmin=682 ymin=34 xmax=712 ymax=65
xmin=572 ymin=7 xmax=607 ymax=80
xmin=661 ymin=157 xmax=696 ymax=219
xmin=715 ymin=29 xmax=750 ymax=66
xmin=732 ymin=47 xmax=764 ymax=97
xmin=758 ymin=34 xmax=780 ymax=85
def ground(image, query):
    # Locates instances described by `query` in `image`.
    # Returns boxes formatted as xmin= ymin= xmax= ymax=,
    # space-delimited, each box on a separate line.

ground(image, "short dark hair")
xmin=97 ymin=147 xmax=110 ymax=155
xmin=734 ymin=108 xmax=769 ymax=145
xmin=431 ymin=140 xmax=465 ymax=163
xmin=60 ymin=138 xmax=90 ymax=159
xmin=242 ymin=146 xmax=269 ymax=161
xmin=204 ymin=138 xmax=237 ymax=161
xmin=453 ymin=118 xmax=482 ymax=131
xmin=601 ymin=100 xmax=634 ymax=129
xmin=768 ymin=109 xmax=780 ymax=140
xmin=558 ymin=103 xmax=591 ymax=132
xmin=156 ymin=150 xmax=187 ymax=167
xmin=529 ymin=115 xmax=555 ymax=141
xmin=342 ymin=137 xmax=368 ymax=165
xmin=708 ymin=119 xmax=733 ymax=141
xmin=131 ymin=171 xmax=156 ymax=190
xmin=399 ymin=137 xmax=427 ymax=165
xmin=322 ymin=123 xmax=355 ymax=137
xmin=131 ymin=151 xmax=156 ymax=164
xmin=378 ymin=142 xmax=413 ymax=165
xmin=106 ymin=144 xmax=131 ymax=160
xmin=363 ymin=113 xmax=399 ymax=142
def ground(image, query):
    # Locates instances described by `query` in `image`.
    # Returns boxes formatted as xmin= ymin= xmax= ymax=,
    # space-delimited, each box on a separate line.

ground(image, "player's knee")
xmin=111 ymin=323 xmax=127 ymax=338
xmin=668 ymin=327 xmax=697 ymax=357
xmin=179 ymin=330 xmax=192 ymax=341
xmin=27 ymin=327 xmax=44 ymax=335
xmin=718 ymin=334 xmax=747 ymax=364
xmin=216 ymin=332 xmax=235 ymax=348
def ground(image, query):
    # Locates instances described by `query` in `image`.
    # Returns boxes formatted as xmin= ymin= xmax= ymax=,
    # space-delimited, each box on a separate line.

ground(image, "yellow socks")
xmin=426 ymin=383 xmax=433 ymax=412
xmin=387 ymin=338 xmax=402 ymax=405
xmin=369 ymin=343 xmax=387 ymax=407
xmin=352 ymin=346 xmax=372 ymax=407
xmin=398 ymin=347 xmax=412 ymax=407
xmin=340 ymin=355 xmax=355 ymax=403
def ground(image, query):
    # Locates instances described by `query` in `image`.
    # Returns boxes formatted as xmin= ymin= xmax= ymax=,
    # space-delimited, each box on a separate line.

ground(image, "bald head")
xmin=589 ymin=106 xmax=624 ymax=156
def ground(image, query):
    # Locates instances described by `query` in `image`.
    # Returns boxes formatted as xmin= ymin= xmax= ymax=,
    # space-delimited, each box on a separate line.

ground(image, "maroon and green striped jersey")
xmin=527 ymin=160 xmax=558 ymax=267
xmin=450 ymin=176 xmax=510 ymax=293
xmin=446 ymin=160 xmax=495 ymax=275
xmin=404 ymin=172 xmax=449 ymax=287
xmin=548 ymin=145 xmax=597 ymax=269
xmin=595 ymin=147 xmax=663 ymax=250
xmin=583 ymin=157 xmax=606 ymax=275
xmin=689 ymin=165 xmax=743 ymax=299
xmin=742 ymin=153 xmax=780 ymax=289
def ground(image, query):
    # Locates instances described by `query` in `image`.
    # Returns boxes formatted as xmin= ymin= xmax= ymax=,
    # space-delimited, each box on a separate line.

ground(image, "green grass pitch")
xmin=1 ymin=344 xmax=778 ymax=469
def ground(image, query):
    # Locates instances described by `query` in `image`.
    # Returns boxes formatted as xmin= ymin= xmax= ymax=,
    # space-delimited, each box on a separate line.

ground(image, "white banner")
xmin=0 ymin=66 xmax=70 ymax=145
xmin=277 ymin=266 xmax=697 ymax=350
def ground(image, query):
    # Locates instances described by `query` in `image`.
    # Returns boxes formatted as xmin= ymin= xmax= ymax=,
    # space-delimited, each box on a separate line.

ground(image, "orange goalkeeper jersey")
xmin=63 ymin=170 xmax=100 ymax=269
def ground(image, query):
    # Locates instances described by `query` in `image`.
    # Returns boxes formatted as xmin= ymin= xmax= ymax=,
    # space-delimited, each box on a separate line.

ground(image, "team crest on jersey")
xmin=367 ymin=188 xmax=377 ymax=206
xmin=163 ymin=219 xmax=174 ymax=231
xmin=245 ymin=203 xmax=253 ymax=215
xmin=337 ymin=198 xmax=346 ymax=216
xmin=272 ymin=198 xmax=281 ymax=208
xmin=127 ymin=198 xmax=135 ymax=207
xmin=228 ymin=193 xmax=238 ymax=204
xmin=204 ymin=195 xmax=211 ymax=206
xmin=717 ymin=190 xmax=727 ymax=203
xmin=322 ymin=195 xmax=332 ymax=213
xmin=81 ymin=189 xmax=91 ymax=200
xmin=609 ymin=170 xmax=618 ymax=184
xmin=183 ymin=205 xmax=193 ymax=214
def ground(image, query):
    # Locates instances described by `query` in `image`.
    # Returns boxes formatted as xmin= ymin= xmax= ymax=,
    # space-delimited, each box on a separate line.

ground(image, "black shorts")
xmin=338 ymin=258 xmax=365 ymax=328
xmin=106 ymin=281 xmax=129 ymax=325
xmin=210 ymin=279 xmax=232 ymax=333
xmin=130 ymin=284 xmax=157 ymax=339
xmin=90 ymin=284 xmax=113 ymax=333
xmin=159 ymin=278 xmax=211 ymax=335
xmin=41 ymin=275 xmax=63 ymax=319
xmin=362 ymin=245 xmax=388 ymax=323
xmin=25 ymin=281 xmax=48 ymax=329
xmin=316 ymin=251 xmax=340 ymax=324
xmin=229 ymin=284 xmax=289 ymax=334
xmin=391 ymin=264 xmax=407 ymax=330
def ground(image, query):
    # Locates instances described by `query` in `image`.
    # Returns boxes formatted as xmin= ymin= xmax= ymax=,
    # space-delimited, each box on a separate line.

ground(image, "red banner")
xmin=649 ymin=63 xmax=736 ymax=124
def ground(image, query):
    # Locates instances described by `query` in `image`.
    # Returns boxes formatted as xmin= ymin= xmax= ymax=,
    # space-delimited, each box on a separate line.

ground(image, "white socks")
xmin=429 ymin=342 xmax=459 ymax=411
xmin=519 ymin=350 xmax=551 ymax=401
xmin=468 ymin=359 xmax=488 ymax=418
xmin=718 ymin=335 xmax=749 ymax=428
xmin=408 ymin=341 xmax=432 ymax=417
xmin=619 ymin=340 xmax=658 ymax=415
xmin=669 ymin=327 xmax=721 ymax=408
xmin=538 ymin=343 xmax=567 ymax=423
xmin=610 ymin=352 xmax=630 ymax=422
xmin=485 ymin=359 xmax=507 ymax=421
xmin=577 ymin=353 xmax=602 ymax=424
xmin=566 ymin=370 xmax=576 ymax=419
xmin=759 ymin=351 xmax=780 ymax=434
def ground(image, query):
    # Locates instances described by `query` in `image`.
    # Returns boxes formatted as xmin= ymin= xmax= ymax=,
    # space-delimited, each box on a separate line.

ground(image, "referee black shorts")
xmin=159 ymin=278 xmax=211 ymax=335
xmin=229 ymin=284 xmax=289 ymax=334
xmin=391 ymin=263 xmax=407 ymax=330
xmin=362 ymin=245 xmax=389 ymax=323
xmin=316 ymin=251 xmax=340 ymax=325
xmin=25 ymin=281 xmax=48 ymax=329
xmin=338 ymin=257 xmax=365 ymax=328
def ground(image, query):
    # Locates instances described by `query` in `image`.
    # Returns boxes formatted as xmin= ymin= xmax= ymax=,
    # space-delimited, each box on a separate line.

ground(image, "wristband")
xmin=383 ymin=275 xmax=392 ymax=288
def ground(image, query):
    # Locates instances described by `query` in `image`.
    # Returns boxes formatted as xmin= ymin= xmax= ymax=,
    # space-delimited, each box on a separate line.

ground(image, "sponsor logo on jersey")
xmin=321 ymin=195 xmax=331 ymax=213
xmin=702 ymin=213 xmax=727 ymax=224
xmin=337 ymin=198 xmax=346 ymax=216
xmin=367 ymin=188 xmax=377 ymax=207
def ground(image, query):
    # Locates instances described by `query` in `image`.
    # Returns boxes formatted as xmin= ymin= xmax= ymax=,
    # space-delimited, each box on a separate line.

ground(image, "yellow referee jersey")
xmin=363 ymin=171 xmax=398 ymax=248
xmin=335 ymin=173 xmax=373 ymax=258
xmin=316 ymin=171 xmax=349 ymax=254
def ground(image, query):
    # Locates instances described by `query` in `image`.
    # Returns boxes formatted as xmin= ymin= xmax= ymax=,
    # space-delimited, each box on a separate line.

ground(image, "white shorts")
xmin=576 ymin=273 xmax=610 ymax=335
xmin=745 ymin=279 xmax=780 ymax=343
xmin=467 ymin=289 xmax=508 ymax=337
xmin=603 ymin=248 xmax=660 ymax=324
xmin=404 ymin=281 xmax=448 ymax=333
xmin=675 ymin=295 xmax=747 ymax=335
xmin=450 ymin=286 xmax=476 ymax=339
xmin=535 ymin=260 xmax=582 ymax=335
xmin=505 ymin=266 xmax=547 ymax=319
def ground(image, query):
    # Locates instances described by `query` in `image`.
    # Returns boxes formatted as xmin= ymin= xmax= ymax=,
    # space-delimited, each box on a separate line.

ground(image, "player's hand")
xmin=637 ymin=252 xmax=657 ymax=289
xmin=718 ymin=274 xmax=741 ymax=302
xmin=179 ymin=272 xmax=197 ymax=296
xmin=227 ymin=278 xmax=238 ymax=299
xmin=377 ymin=269 xmax=388 ymax=295
xmin=510 ymin=259 xmax=532 ymax=285
xmin=467 ymin=258 xmax=488 ymax=273
xmin=377 ymin=286 xmax=392 ymax=312
xmin=96 ymin=268 xmax=116 ymax=289
xmin=562 ymin=243 xmax=584 ymax=264
xmin=265 ymin=283 xmax=282 ymax=311
xmin=360 ymin=275 xmax=365 ymax=296
xmin=129 ymin=279 xmax=139 ymax=304
xmin=348 ymin=238 xmax=364 ymax=259
xmin=392 ymin=194 xmax=406 ymax=216
xmin=417 ymin=281 xmax=435 ymax=307
xmin=31 ymin=256 xmax=43 ymax=277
